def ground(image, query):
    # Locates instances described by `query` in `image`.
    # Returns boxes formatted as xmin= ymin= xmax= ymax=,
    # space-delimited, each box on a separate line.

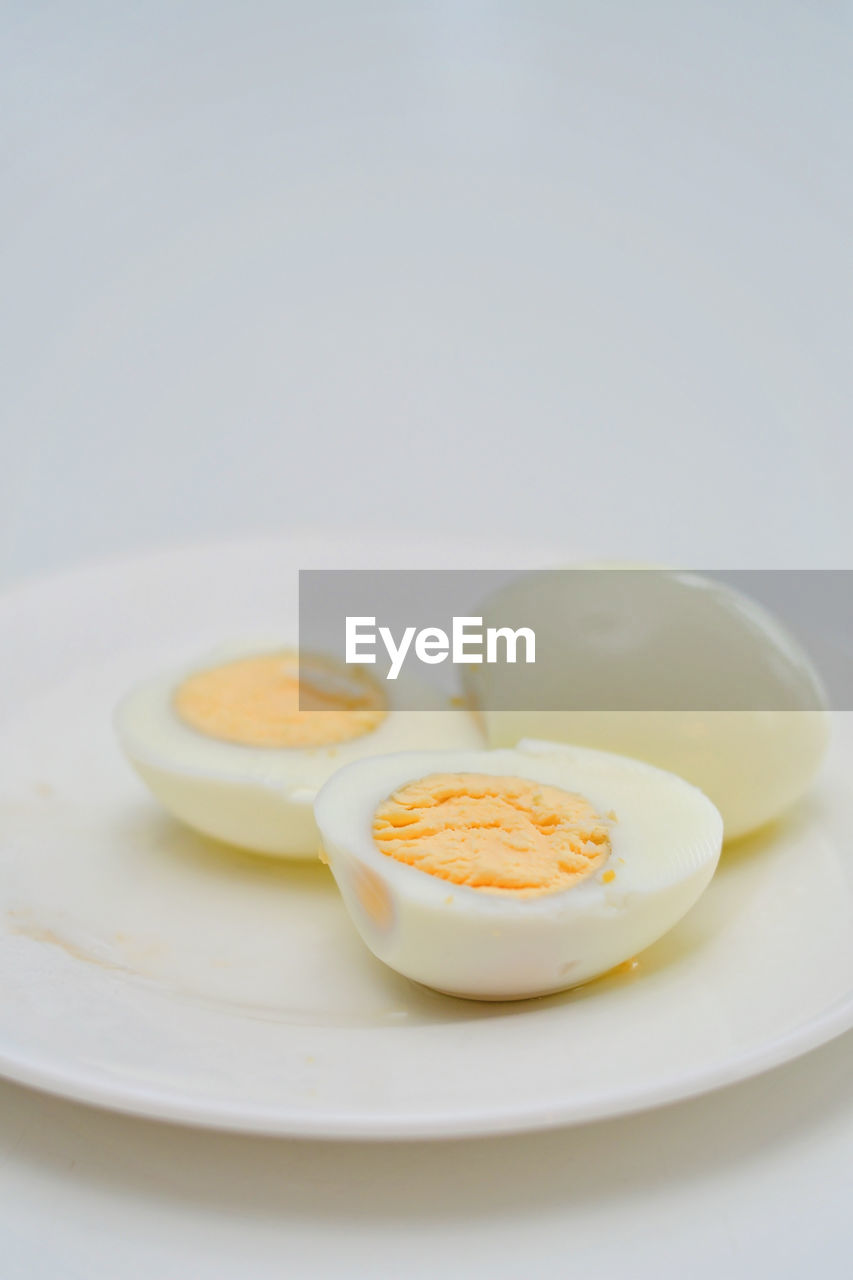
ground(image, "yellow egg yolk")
xmin=174 ymin=651 xmax=387 ymax=748
xmin=373 ymin=773 xmax=612 ymax=896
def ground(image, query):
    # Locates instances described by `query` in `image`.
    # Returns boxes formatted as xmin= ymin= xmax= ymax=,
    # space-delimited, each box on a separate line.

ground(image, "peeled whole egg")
xmin=115 ymin=643 xmax=483 ymax=857
xmin=314 ymin=739 xmax=723 ymax=1000
xmin=463 ymin=569 xmax=830 ymax=841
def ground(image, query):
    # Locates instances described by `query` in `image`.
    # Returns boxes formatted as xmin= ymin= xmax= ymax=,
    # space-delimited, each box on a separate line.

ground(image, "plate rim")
xmin=0 ymin=995 xmax=850 ymax=1139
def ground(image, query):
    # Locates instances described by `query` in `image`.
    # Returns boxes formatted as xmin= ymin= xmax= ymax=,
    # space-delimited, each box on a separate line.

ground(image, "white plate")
xmin=1 ymin=537 xmax=852 ymax=1139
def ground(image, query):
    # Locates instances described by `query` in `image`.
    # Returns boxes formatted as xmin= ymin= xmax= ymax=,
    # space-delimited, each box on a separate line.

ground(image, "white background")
xmin=2 ymin=2 xmax=852 ymax=1277
xmin=3 ymin=1 xmax=853 ymax=583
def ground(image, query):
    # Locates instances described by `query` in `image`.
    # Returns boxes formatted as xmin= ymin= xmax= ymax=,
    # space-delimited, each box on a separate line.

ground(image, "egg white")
xmin=465 ymin=569 xmax=830 ymax=840
xmin=114 ymin=643 xmax=484 ymax=858
xmin=314 ymin=739 xmax=723 ymax=1000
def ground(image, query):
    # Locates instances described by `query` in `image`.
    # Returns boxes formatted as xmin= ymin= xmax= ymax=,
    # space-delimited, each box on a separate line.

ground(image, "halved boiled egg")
xmin=314 ymin=739 xmax=723 ymax=1000
xmin=115 ymin=644 xmax=483 ymax=857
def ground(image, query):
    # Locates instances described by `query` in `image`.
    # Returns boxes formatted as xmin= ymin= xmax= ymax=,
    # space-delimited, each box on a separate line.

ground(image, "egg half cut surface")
xmin=314 ymin=740 xmax=723 ymax=1000
xmin=115 ymin=645 xmax=483 ymax=857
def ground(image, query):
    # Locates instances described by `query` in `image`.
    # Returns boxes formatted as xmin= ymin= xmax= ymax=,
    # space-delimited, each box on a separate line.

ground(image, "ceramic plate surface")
xmin=1 ymin=537 xmax=851 ymax=1138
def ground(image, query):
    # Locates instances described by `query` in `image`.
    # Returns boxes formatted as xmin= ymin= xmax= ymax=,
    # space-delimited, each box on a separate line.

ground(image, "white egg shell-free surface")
xmin=480 ymin=709 xmax=829 ymax=843
xmin=115 ymin=650 xmax=484 ymax=857
xmin=314 ymin=740 xmax=723 ymax=999
xmin=467 ymin=570 xmax=831 ymax=840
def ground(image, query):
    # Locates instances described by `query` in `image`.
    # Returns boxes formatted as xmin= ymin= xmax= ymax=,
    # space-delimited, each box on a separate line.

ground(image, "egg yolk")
xmin=373 ymin=773 xmax=611 ymax=896
xmin=174 ymin=651 xmax=387 ymax=748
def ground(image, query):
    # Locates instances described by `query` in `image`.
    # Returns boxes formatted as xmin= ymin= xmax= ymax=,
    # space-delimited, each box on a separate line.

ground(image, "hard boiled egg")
xmin=314 ymin=739 xmax=723 ymax=1000
xmin=465 ymin=569 xmax=830 ymax=840
xmin=115 ymin=644 xmax=483 ymax=857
